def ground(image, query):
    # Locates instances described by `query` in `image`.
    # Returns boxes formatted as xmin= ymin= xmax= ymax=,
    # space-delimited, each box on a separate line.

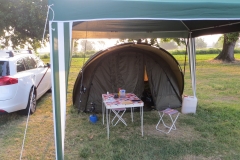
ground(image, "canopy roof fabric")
xmin=71 ymin=20 xmax=240 ymax=38
xmin=49 ymin=0 xmax=240 ymax=38
xmin=48 ymin=1 xmax=240 ymax=159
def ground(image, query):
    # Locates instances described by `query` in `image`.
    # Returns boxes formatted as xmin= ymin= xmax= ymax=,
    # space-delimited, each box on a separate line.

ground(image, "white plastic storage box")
xmin=181 ymin=96 xmax=198 ymax=114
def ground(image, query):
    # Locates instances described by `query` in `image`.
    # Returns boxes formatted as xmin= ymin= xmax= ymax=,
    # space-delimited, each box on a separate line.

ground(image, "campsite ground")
xmin=0 ymin=54 xmax=240 ymax=159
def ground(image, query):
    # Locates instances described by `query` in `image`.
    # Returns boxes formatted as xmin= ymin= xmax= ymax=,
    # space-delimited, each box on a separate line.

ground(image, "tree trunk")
xmin=215 ymin=34 xmax=236 ymax=62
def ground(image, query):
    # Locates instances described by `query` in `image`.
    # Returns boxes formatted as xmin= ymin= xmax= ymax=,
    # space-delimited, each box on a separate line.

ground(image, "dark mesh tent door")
xmin=145 ymin=56 xmax=182 ymax=110
xmin=87 ymin=51 xmax=145 ymax=111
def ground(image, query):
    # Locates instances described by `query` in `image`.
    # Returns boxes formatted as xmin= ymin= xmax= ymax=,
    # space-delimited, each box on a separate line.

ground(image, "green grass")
xmin=1 ymin=54 xmax=240 ymax=159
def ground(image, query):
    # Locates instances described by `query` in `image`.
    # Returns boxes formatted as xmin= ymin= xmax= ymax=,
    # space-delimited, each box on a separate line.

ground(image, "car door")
xmin=25 ymin=55 xmax=51 ymax=99
xmin=23 ymin=56 xmax=43 ymax=99
xmin=14 ymin=57 xmax=34 ymax=110
xmin=34 ymin=56 xmax=51 ymax=97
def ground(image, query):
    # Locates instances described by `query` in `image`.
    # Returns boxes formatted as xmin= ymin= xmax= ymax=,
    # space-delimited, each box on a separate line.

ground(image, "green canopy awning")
xmin=49 ymin=0 xmax=240 ymax=38
xmin=47 ymin=1 xmax=240 ymax=159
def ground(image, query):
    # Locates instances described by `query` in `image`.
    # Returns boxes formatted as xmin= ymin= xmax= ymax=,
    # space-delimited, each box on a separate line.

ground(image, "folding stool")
xmin=111 ymin=108 xmax=127 ymax=126
xmin=156 ymin=108 xmax=180 ymax=134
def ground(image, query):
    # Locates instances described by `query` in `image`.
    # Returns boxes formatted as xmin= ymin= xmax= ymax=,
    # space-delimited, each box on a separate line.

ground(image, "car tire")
xmin=21 ymin=87 xmax=37 ymax=115
xmin=47 ymin=87 xmax=52 ymax=93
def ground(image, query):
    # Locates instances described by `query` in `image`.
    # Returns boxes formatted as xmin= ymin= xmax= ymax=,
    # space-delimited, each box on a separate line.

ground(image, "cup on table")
xmin=119 ymin=89 xmax=126 ymax=98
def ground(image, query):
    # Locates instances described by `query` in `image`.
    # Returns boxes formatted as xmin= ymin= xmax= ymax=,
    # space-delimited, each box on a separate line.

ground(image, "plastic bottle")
xmin=118 ymin=88 xmax=121 ymax=97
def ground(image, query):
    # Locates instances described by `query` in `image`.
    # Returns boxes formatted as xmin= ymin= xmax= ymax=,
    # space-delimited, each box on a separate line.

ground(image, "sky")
xmin=91 ymin=34 xmax=222 ymax=50
xmin=38 ymin=34 xmax=222 ymax=53
xmin=200 ymin=34 xmax=222 ymax=47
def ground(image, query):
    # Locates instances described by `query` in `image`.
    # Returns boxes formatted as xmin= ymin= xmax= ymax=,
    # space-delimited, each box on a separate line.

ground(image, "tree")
xmin=159 ymin=38 xmax=188 ymax=50
xmin=72 ymin=39 xmax=79 ymax=53
xmin=79 ymin=40 xmax=95 ymax=51
xmin=195 ymin=38 xmax=207 ymax=49
xmin=159 ymin=41 xmax=178 ymax=50
xmin=0 ymin=0 xmax=48 ymax=50
xmin=213 ymin=35 xmax=224 ymax=48
xmin=215 ymin=33 xmax=239 ymax=62
xmin=117 ymin=38 xmax=185 ymax=50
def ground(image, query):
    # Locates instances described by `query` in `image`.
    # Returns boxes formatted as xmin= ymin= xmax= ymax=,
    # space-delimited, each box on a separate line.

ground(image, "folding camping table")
xmin=102 ymin=93 xmax=144 ymax=139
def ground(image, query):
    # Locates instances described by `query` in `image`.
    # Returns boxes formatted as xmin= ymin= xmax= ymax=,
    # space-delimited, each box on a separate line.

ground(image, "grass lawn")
xmin=0 ymin=54 xmax=240 ymax=160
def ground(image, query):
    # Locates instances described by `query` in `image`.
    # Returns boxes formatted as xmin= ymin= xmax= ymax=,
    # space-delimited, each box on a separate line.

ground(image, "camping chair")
xmin=156 ymin=108 xmax=180 ymax=134
xmin=110 ymin=108 xmax=127 ymax=126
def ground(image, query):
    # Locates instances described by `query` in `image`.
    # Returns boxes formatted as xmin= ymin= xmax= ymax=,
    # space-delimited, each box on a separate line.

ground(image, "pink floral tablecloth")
xmin=102 ymin=93 xmax=143 ymax=107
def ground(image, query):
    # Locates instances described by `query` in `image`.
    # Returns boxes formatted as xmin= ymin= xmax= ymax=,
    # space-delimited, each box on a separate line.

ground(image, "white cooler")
xmin=181 ymin=96 xmax=198 ymax=114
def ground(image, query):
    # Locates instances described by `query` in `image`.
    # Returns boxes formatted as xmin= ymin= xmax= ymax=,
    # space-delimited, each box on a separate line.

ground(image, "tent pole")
xmin=50 ymin=21 xmax=63 ymax=160
xmin=50 ymin=21 xmax=72 ymax=160
xmin=188 ymin=34 xmax=197 ymax=97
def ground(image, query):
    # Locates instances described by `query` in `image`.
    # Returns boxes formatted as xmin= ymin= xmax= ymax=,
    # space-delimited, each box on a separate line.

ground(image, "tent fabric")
xmin=73 ymin=43 xmax=184 ymax=112
xmin=71 ymin=20 xmax=240 ymax=39
xmin=49 ymin=21 xmax=72 ymax=160
xmin=49 ymin=0 xmax=240 ymax=38
xmin=48 ymin=0 xmax=240 ymax=159
xmin=49 ymin=0 xmax=240 ymax=20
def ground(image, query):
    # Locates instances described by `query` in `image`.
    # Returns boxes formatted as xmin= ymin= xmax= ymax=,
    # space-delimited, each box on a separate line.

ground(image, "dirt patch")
xmin=213 ymin=96 xmax=239 ymax=102
xmin=207 ymin=59 xmax=240 ymax=64
xmin=181 ymin=154 xmax=222 ymax=160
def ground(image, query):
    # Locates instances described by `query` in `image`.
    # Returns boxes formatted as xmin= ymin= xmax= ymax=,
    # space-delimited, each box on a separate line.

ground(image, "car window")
xmin=0 ymin=61 xmax=10 ymax=76
xmin=24 ymin=56 xmax=37 ymax=70
xmin=33 ymin=56 xmax=45 ymax=68
xmin=17 ymin=58 xmax=26 ymax=72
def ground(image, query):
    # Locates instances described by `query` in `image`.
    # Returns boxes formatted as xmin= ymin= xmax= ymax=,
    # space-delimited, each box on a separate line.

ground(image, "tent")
xmin=47 ymin=0 xmax=240 ymax=159
xmin=72 ymin=43 xmax=184 ymax=112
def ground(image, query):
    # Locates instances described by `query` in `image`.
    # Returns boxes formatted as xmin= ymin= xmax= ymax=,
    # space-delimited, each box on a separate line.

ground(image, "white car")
xmin=0 ymin=50 xmax=51 ymax=115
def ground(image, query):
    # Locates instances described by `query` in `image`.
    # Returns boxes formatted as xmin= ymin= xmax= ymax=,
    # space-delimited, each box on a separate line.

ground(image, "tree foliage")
xmin=0 ymin=0 xmax=48 ymax=50
xmin=159 ymin=41 xmax=178 ymax=50
xmin=213 ymin=35 xmax=224 ymax=48
xmin=78 ymin=40 xmax=95 ymax=51
xmin=161 ymin=38 xmax=185 ymax=46
xmin=225 ymin=32 xmax=239 ymax=43
xmin=195 ymin=38 xmax=207 ymax=49
xmin=118 ymin=38 xmax=182 ymax=49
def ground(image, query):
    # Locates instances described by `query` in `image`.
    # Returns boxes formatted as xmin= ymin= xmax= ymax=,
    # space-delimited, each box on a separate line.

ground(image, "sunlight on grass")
xmin=64 ymin=54 xmax=240 ymax=159
xmin=1 ymin=53 xmax=240 ymax=159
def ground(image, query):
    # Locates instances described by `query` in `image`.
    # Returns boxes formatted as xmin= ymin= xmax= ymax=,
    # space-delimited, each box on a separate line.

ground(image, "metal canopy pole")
xmin=50 ymin=21 xmax=72 ymax=160
xmin=188 ymin=33 xmax=197 ymax=97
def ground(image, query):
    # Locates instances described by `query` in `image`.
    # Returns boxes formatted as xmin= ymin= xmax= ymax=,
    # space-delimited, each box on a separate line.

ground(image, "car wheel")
xmin=47 ymin=87 xmax=52 ymax=93
xmin=22 ymin=87 xmax=37 ymax=115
